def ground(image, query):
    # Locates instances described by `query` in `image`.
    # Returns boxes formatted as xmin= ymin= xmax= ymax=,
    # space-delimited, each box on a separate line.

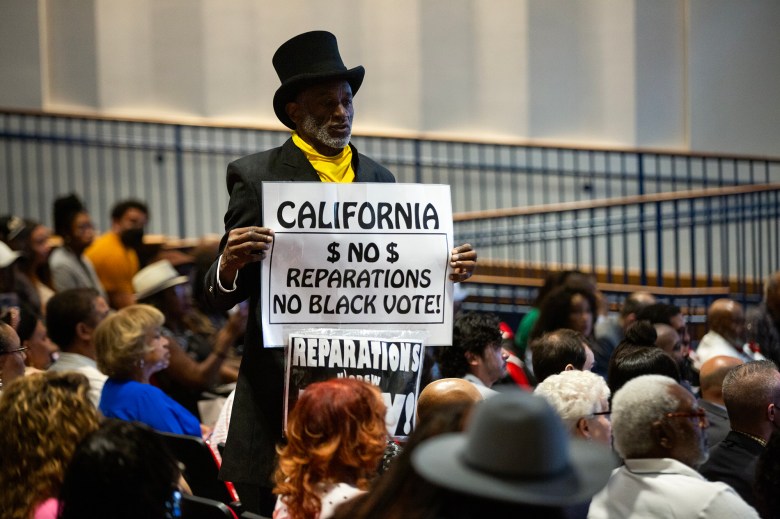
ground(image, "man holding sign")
xmin=204 ymin=31 xmax=476 ymax=515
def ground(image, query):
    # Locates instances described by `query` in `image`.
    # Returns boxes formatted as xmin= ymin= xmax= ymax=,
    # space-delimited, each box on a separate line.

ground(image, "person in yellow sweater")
xmin=85 ymin=200 xmax=148 ymax=309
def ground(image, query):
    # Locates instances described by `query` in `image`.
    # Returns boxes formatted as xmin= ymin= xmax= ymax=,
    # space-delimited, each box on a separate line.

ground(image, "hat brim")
xmin=411 ymin=433 xmax=617 ymax=507
xmin=0 ymin=249 xmax=21 ymax=269
xmin=135 ymin=275 xmax=189 ymax=302
xmin=273 ymin=66 xmax=365 ymax=129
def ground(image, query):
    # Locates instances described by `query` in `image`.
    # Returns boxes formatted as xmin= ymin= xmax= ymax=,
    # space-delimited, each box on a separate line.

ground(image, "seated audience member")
xmin=331 ymin=402 xmax=477 ymax=519
xmin=589 ymin=375 xmax=759 ymax=518
xmin=438 ymin=312 xmax=507 ymax=398
xmin=593 ymin=291 xmax=656 ymax=377
xmin=654 ymin=322 xmax=686 ymax=370
xmin=698 ymin=355 xmax=743 ymax=450
xmin=17 ymin=303 xmax=58 ymax=371
xmin=85 ymin=199 xmax=149 ymax=309
xmin=529 ymin=328 xmax=594 ymax=384
xmin=497 ymin=321 xmax=533 ymax=388
xmin=411 ymin=391 xmax=615 ymax=517
xmin=133 ymin=259 xmax=244 ymax=416
xmin=535 ymin=369 xmax=611 ymax=445
xmin=0 ymin=215 xmax=54 ymax=313
xmin=746 ymin=270 xmax=780 ymax=367
xmin=95 ymin=304 xmax=203 ymax=437
xmin=416 ymin=377 xmax=483 ymax=425
xmin=637 ymin=302 xmax=698 ymax=387
xmin=699 ymin=360 xmax=780 ymax=508
xmin=515 ymin=270 xmax=590 ymax=358
xmin=58 ymin=419 xmax=185 ymax=519
xmin=49 ymin=194 xmax=106 ymax=296
xmin=0 ymin=371 xmax=100 ymax=519
xmin=530 ymin=282 xmax=599 ymax=344
xmin=754 ymin=431 xmax=780 ymax=519
xmin=273 ymin=378 xmax=387 ymax=519
xmin=0 ymin=321 xmax=26 ymax=392
xmin=46 ymin=288 xmax=111 ymax=407
xmin=606 ymin=321 xmax=681 ymax=394
xmin=698 ymin=298 xmax=763 ymax=366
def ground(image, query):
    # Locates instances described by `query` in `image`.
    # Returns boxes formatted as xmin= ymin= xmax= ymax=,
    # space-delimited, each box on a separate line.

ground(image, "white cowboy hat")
xmin=132 ymin=259 xmax=189 ymax=301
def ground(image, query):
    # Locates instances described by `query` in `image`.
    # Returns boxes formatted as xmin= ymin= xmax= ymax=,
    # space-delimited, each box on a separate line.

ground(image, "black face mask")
xmin=120 ymin=228 xmax=144 ymax=249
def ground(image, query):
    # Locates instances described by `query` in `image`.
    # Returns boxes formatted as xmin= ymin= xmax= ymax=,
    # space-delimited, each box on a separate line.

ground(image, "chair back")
xmin=157 ymin=431 xmax=238 ymax=505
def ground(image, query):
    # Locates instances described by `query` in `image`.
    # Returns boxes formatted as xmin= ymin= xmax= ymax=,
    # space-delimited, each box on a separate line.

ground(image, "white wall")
xmin=0 ymin=0 xmax=778 ymax=157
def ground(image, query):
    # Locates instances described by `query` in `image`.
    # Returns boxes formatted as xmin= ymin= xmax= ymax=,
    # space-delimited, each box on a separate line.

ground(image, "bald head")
xmin=699 ymin=355 xmax=743 ymax=404
xmin=416 ymin=378 xmax=482 ymax=424
xmin=707 ymin=298 xmax=745 ymax=347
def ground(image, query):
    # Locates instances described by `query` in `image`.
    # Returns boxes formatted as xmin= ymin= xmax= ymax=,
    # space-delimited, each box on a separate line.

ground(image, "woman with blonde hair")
xmin=95 ymin=304 xmax=202 ymax=436
xmin=0 ymin=371 xmax=100 ymax=519
xmin=273 ymin=378 xmax=388 ymax=519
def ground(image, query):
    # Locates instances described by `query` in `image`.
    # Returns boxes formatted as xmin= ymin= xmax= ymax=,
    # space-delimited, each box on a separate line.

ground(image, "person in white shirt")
xmin=588 ymin=374 xmax=759 ymax=518
xmin=46 ymin=288 xmax=111 ymax=407
xmin=697 ymin=298 xmax=764 ymax=367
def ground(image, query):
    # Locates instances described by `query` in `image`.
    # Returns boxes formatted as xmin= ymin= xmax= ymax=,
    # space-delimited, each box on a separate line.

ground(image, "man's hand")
xmin=449 ymin=243 xmax=477 ymax=282
xmin=219 ymin=226 xmax=274 ymax=287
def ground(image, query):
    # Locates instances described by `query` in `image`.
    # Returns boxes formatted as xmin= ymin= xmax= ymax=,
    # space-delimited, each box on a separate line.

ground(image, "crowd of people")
xmin=2 ymin=29 xmax=780 ymax=519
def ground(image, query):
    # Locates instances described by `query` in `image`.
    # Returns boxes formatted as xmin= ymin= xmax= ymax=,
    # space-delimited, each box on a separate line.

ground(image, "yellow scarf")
xmin=292 ymin=132 xmax=355 ymax=183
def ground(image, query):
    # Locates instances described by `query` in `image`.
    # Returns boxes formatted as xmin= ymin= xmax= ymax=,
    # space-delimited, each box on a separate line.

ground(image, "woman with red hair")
xmin=273 ymin=378 xmax=388 ymax=519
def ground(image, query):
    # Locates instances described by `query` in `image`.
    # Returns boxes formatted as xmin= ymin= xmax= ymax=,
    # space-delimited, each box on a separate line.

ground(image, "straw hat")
xmin=132 ymin=260 xmax=189 ymax=301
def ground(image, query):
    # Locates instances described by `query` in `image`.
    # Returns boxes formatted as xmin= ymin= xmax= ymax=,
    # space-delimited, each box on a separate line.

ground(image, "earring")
xmin=139 ymin=359 xmax=145 ymax=369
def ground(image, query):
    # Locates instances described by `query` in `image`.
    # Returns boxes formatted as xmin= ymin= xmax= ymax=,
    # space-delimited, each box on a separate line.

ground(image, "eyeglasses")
xmin=0 ymin=346 xmax=28 ymax=356
xmin=665 ymin=408 xmax=708 ymax=429
xmin=585 ymin=410 xmax=611 ymax=420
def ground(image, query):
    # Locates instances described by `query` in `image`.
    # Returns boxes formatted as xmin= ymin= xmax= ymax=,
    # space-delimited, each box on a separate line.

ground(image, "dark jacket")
xmin=204 ymin=138 xmax=395 ymax=488
xmin=699 ymin=430 xmax=765 ymax=508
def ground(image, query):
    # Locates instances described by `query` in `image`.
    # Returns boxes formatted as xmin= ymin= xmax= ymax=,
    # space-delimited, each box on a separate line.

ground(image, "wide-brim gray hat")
xmin=272 ymin=30 xmax=364 ymax=129
xmin=412 ymin=390 xmax=617 ymax=507
xmin=133 ymin=259 xmax=189 ymax=301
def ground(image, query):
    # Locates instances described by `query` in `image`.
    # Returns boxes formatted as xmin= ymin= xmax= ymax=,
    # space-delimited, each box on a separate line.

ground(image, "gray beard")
xmin=300 ymin=114 xmax=351 ymax=150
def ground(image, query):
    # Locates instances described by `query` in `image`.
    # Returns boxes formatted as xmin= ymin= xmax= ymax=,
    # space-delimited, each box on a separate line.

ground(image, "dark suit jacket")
xmin=204 ymin=138 xmax=395 ymax=487
xmin=699 ymin=430 xmax=765 ymax=508
xmin=699 ymin=398 xmax=730 ymax=450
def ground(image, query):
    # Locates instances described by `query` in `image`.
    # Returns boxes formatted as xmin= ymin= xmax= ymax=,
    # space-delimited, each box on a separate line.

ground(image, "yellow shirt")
xmin=84 ymin=231 xmax=139 ymax=296
xmin=291 ymin=132 xmax=355 ymax=183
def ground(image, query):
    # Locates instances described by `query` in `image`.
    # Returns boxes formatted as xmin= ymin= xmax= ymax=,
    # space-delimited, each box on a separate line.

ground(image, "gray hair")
xmin=611 ymin=374 xmax=680 ymax=458
xmin=535 ymin=370 xmax=610 ymax=433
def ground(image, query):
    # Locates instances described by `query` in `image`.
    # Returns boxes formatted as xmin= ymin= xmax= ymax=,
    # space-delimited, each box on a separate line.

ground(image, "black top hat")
xmin=272 ymin=31 xmax=365 ymax=129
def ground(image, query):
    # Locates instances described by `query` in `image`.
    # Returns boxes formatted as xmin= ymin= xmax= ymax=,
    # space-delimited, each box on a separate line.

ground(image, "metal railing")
xmin=2 ymin=109 xmax=779 ymax=310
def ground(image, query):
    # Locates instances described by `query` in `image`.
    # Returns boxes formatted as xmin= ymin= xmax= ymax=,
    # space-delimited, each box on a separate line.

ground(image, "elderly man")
xmin=697 ymin=298 xmax=762 ymax=366
xmin=698 ymin=355 xmax=743 ymax=449
xmin=588 ymin=374 xmax=759 ymax=518
xmin=45 ymin=288 xmax=111 ymax=407
xmin=438 ymin=312 xmax=507 ymax=398
xmin=202 ymin=31 xmax=477 ymax=515
xmin=699 ymin=360 xmax=780 ymax=508
xmin=746 ymin=271 xmax=780 ymax=366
